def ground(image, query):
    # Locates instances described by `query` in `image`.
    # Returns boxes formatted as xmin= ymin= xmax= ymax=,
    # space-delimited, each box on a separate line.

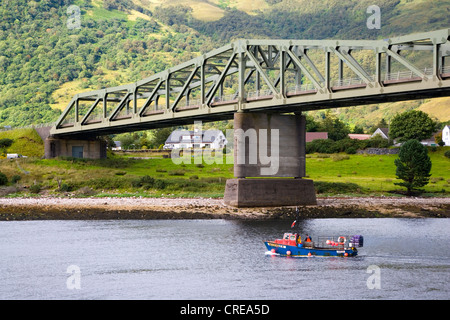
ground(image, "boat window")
xmin=283 ymin=233 xmax=290 ymax=239
xmin=290 ymin=235 xmax=296 ymax=241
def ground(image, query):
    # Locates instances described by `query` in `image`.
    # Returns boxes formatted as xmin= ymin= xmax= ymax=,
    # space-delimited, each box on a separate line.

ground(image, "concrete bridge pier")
xmin=224 ymin=112 xmax=317 ymax=207
xmin=44 ymin=136 xmax=107 ymax=159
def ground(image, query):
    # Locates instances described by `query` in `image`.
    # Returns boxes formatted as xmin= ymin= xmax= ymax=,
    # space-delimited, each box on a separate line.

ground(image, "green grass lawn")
xmin=305 ymin=149 xmax=450 ymax=194
xmin=1 ymin=146 xmax=449 ymax=197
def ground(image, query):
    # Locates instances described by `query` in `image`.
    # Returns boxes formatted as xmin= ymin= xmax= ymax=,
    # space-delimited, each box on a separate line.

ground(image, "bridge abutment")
xmin=44 ymin=136 xmax=107 ymax=159
xmin=224 ymin=112 xmax=316 ymax=207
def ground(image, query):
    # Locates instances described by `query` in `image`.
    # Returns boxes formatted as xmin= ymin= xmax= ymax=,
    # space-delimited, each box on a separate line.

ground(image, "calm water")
xmin=0 ymin=218 xmax=449 ymax=300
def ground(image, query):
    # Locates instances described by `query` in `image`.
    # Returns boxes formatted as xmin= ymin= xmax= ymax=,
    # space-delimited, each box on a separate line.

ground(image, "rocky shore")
xmin=0 ymin=196 xmax=449 ymax=220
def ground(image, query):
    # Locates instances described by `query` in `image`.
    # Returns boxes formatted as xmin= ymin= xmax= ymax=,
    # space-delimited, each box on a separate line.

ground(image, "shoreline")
xmin=0 ymin=196 xmax=449 ymax=220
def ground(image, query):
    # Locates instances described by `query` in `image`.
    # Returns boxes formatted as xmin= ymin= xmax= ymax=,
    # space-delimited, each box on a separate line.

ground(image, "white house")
xmin=112 ymin=141 xmax=122 ymax=151
xmin=442 ymin=125 xmax=450 ymax=146
xmin=164 ymin=129 xmax=227 ymax=150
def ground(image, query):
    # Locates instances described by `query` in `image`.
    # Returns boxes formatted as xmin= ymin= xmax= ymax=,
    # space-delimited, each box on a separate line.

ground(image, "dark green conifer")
xmin=394 ymin=140 xmax=432 ymax=195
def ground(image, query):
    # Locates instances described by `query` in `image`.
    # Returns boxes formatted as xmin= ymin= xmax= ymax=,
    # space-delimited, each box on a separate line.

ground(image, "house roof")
xmin=306 ymin=132 xmax=328 ymax=142
xmin=371 ymin=128 xmax=389 ymax=138
xmin=348 ymin=134 xmax=371 ymax=140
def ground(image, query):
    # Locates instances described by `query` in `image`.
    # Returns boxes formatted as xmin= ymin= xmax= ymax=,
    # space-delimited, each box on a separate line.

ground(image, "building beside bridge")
xmin=163 ymin=129 xmax=227 ymax=150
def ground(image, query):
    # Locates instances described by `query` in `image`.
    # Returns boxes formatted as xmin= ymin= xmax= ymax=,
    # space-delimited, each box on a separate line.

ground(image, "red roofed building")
xmin=348 ymin=134 xmax=371 ymax=140
xmin=306 ymin=132 xmax=328 ymax=142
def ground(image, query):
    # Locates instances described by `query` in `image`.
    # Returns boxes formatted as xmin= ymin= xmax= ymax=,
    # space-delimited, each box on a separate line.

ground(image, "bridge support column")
xmin=224 ymin=112 xmax=316 ymax=207
xmin=44 ymin=136 xmax=107 ymax=159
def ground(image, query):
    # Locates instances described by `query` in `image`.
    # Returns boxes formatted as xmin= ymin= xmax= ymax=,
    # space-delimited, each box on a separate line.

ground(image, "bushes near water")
xmin=0 ymin=172 xmax=7 ymax=186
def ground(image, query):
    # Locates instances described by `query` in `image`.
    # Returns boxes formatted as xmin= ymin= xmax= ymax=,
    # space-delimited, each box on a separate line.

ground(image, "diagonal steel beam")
xmin=108 ymin=92 xmax=132 ymax=121
xmin=298 ymin=48 xmax=325 ymax=83
xmin=138 ymin=80 xmax=163 ymax=116
xmin=172 ymin=65 xmax=200 ymax=112
xmin=81 ymin=98 xmax=101 ymax=124
xmin=331 ymin=48 xmax=373 ymax=85
xmin=55 ymin=97 xmax=76 ymax=128
xmin=206 ymin=53 xmax=237 ymax=106
xmin=246 ymin=49 xmax=277 ymax=94
xmin=286 ymin=48 xmax=323 ymax=90
xmin=384 ymin=47 xmax=427 ymax=79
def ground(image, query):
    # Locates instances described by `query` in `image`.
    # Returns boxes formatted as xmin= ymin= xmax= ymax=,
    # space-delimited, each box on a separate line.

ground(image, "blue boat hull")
xmin=264 ymin=241 xmax=358 ymax=257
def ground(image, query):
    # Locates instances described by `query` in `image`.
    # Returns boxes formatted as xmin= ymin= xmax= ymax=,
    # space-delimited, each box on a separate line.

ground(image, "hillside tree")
xmin=390 ymin=110 xmax=437 ymax=142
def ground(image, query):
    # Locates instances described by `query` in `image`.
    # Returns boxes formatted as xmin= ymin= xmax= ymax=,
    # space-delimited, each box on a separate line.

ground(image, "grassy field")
xmin=1 ymin=128 xmax=449 ymax=197
xmin=305 ymin=150 xmax=450 ymax=194
xmin=0 ymin=146 xmax=449 ymax=198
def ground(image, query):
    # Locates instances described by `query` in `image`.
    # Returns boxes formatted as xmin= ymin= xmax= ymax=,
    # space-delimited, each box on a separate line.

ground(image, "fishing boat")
xmin=264 ymin=233 xmax=363 ymax=257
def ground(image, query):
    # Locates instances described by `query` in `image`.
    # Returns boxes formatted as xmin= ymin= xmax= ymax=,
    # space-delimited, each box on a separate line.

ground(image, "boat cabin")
xmin=274 ymin=233 xmax=299 ymax=246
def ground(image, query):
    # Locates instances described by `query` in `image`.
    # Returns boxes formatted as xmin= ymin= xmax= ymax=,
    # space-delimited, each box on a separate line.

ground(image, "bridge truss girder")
xmin=52 ymin=29 xmax=450 ymax=137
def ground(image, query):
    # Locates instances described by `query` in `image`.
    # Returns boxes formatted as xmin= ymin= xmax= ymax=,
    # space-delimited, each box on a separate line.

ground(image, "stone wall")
xmin=358 ymin=148 xmax=400 ymax=155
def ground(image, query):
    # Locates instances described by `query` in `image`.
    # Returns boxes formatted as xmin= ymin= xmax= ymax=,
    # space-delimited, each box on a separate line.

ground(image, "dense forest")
xmin=0 ymin=0 xmax=449 ymax=128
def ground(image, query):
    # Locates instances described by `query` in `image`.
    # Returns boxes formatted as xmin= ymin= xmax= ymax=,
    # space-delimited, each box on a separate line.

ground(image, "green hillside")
xmin=0 ymin=0 xmax=449 ymax=129
xmin=0 ymin=128 xmax=44 ymax=158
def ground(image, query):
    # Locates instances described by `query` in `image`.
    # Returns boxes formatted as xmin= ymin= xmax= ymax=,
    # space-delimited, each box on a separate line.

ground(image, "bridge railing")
xmin=247 ymin=89 xmax=274 ymax=100
xmin=211 ymin=93 xmax=239 ymax=105
xmin=332 ymin=77 xmax=370 ymax=88
xmin=286 ymin=83 xmax=318 ymax=96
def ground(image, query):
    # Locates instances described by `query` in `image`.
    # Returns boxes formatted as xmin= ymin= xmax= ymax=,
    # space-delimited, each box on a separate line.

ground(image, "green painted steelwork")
xmin=51 ymin=29 xmax=450 ymax=138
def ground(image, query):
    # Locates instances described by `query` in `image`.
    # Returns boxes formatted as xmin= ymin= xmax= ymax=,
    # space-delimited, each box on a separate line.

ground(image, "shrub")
xmin=331 ymin=154 xmax=350 ymax=161
xmin=307 ymin=138 xmax=364 ymax=154
xmin=30 ymin=183 xmax=41 ymax=194
xmin=0 ymin=172 xmax=7 ymax=185
xmin=153 ymin=179 xmax=167 ymax=189
xmin=59 ymin=183 xmax=72 ymax=192
xmin=306 ymin=139 xmax=339 ymax=154
xmin=363 ymin=135 xmax=392 ymax=148
xmin=445 ymin=150 xmax=450 ymax=159
xmin=131 ymin=175 xmax=155 ymax=189
xmin=336 ymin=138 xmax=362 ymax=153
xmin=11 ymin=175 xmax=21 ymax=184
xmin=168 ymin=170 xmax=185 ymax=176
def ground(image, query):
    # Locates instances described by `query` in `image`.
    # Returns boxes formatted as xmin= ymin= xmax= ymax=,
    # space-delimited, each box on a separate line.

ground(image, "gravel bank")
xmin=0 ymin=196 xmax=449 ymax=220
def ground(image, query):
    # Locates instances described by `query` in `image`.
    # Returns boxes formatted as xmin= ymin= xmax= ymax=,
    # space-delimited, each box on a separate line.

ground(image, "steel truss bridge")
xmin=51 ymin=29 xmax=450 ymax=138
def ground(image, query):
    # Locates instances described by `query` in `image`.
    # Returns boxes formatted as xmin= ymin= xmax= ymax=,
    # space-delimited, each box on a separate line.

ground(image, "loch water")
xmin=0 ymin=218 xmax=449 ymax=300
